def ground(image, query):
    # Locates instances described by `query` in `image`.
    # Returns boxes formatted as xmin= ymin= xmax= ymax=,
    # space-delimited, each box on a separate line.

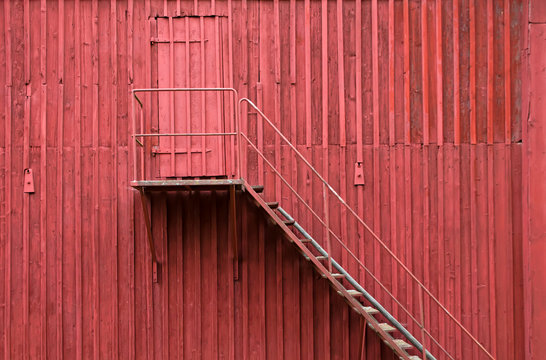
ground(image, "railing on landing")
xmin=131 ymin=88 xmax=241 ymax=181
xmin=130 ymin=88 xmax=495 ymax=360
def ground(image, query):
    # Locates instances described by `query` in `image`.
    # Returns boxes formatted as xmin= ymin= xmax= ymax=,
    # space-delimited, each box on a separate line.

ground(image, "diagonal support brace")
xmin=138 ymin=189 xmax=159 ymax=282
xmin=229 ymin=185 xmax=239 ymax=280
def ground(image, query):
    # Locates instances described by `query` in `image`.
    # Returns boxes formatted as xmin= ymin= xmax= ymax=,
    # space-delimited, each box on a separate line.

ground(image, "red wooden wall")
xmin=0 ymin=0 xmax=534 ymax=359
xmin=147 ymin=191 xmax=405 ymax=359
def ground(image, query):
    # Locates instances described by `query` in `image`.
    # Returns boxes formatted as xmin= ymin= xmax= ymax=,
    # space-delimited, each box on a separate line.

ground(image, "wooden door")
xmin=153 ymin=16 xmax=229 ymax=178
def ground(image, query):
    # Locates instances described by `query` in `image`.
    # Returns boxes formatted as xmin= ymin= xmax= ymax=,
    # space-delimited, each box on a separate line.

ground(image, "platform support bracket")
xmin=359 ymin=317 xmax=368 ymax=360
xmin=138 ymin=188 xmax=159 ymax=282
xmin=229 ymin=185 xmax=239 ymax=280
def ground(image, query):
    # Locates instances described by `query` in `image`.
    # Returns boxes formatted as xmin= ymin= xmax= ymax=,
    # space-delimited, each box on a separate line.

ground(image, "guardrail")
xmin=131 ymin=88 xmax=241 ymax=181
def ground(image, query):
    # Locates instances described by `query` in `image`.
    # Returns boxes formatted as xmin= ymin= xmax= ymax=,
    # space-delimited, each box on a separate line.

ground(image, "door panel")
xmin=153 ymin=16 xmax=228 ymax=178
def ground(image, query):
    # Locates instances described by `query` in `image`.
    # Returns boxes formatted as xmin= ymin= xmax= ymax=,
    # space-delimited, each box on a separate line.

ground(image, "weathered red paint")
xmin=0 ymin=0 xmax=537 ymax=359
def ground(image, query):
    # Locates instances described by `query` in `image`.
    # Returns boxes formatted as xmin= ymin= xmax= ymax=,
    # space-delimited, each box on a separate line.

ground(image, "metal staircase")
xmin=236 ymin=98 xmax=495 ymax=360
xmin=243 ymin=181 xmax=430 ymax=360
xmin=130 ymin=88 xmax=496 ymax=360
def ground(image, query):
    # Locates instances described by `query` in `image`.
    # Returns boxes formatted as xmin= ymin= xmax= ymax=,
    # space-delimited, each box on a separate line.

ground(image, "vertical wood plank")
xmin=110 ymin=1 xmax=119 ymax=358
xmin=23 ymin=0 xmax=31 ymax=357
xmin=355 ymin=0 xmax=365 ymax=287
xmin=422 ymin=0 xmax=430 ymax=144
xmin=74 ymin=0 xmax=83 ymax=357
xmin=2 ymin=0 xmax=12 ymax=357
xmin=454 ymin=0 xmax=460 ymax=144
xmin=487 ymin=0 xmax=494 ymax=144
xmin=436 ymin=0 xmax=444 ymax=145
xmin=469 ymin=0 xmax=477 ymax=144
xmin=337 ymin=0 xmax=346 ymax=148
xmin=504 ymin=0 xmax=511 ymax=143
xmin=435 ymin=0 xmax=446 ymax=352
xmin=91 ymin=2 xmax=100 ymax=359
xmin=56 ymin=0 xmax=65 ymax=358
xmin=304 ymin=0 xmax=311 ymax=148
xmin=126 ymin=0 xmax=136 ymax=357
xmin=371 ymin=0 xmax=380 ymax=297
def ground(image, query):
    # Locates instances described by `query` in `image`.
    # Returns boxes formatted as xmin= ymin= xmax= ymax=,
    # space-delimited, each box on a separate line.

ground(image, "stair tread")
xmin=362 ymin=306 xmax=379 ymax=315
xmin=407 ymin=357 xmax=422 ymax=360
xmin=331 ymin=273 xmax=345 ymax=278
xmin=251 ymin=185 xmax=264 ymax=193
xmin=378 ymin=323 xmax=396 ymax=332
xmin=391 ymin=339 xmax=412 ymax=350
xmin=315 ymin=255 xmax=328 ymax=260
xmin=266 ymin=201 xmax=279 ymax=209
xmin=299 ymin=238 xmax=312 ymax=243
xmin=346 ymin=289 xmax=362 ymax=296
xmin=283 ymin=219 xmax=295 ymax=225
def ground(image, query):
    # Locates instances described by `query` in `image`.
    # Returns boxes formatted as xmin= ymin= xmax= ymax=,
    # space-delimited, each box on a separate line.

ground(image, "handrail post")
xmin=235 ymin=92 xmax=241 ymax=179
xmin=131 ymin=92 xmax=137 ymax=182
xmin=419 ymin=285 xmax=427 ymax=360
xmin=323 ymin=182 xmax=332 ymax=273
xmin=140 ymin=107 xmax=145 ymax=181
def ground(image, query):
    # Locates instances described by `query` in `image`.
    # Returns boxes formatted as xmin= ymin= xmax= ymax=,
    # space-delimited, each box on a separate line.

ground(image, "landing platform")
xmin=131 ymin=179 xmax=245 ymax=192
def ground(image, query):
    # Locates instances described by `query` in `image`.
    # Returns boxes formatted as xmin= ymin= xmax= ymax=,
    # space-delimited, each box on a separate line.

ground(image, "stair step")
xmin=326 ymin=272 xmax=345 ymax=280
xmin=266 ymin=202 xmax=279 ymax=209
xmin=391 ymin=339 xmax=413 ymax=350
xmin=346 ymin=289 xmax=363 ymax=297
xmin=363 ymin=306 xmax=379 ymax=315
xmin=251 ymin=185 xmax=264 ymax=193
xmin=299 ymin=238 xmax=312 ymax=243
xmin=283 ymin=219 xmax=295 ymax=226
xmin=407 ymin=357 xmax=422 ymax=360
xmin=377 ymin=323 xmax=396 ymax=333
xmin=315 ymin=255 xmax=328 ymax=261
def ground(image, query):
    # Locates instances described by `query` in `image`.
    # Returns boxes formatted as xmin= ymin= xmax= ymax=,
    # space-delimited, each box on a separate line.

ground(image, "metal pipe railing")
xmin=239 ymin=97 xmax=494 ymax=360
xmin=131 ymin=88 xmax=241 ymax=180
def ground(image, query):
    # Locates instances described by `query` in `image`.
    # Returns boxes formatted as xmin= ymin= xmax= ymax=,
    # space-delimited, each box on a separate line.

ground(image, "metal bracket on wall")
xmin=354 ymin=162 xmax=365 ymax=186
xmin=138 ymin=189 xmax=160 ymax=283
xmin=23 ymin=168 xmax=35 ymax=193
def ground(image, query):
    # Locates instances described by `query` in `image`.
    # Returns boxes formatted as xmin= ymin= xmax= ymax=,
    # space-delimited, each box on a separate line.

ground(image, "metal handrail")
xmin=240 ymin=130 xmax=440 ymax=359
xmin=239 ymin=97 xmax=495 ymax=360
